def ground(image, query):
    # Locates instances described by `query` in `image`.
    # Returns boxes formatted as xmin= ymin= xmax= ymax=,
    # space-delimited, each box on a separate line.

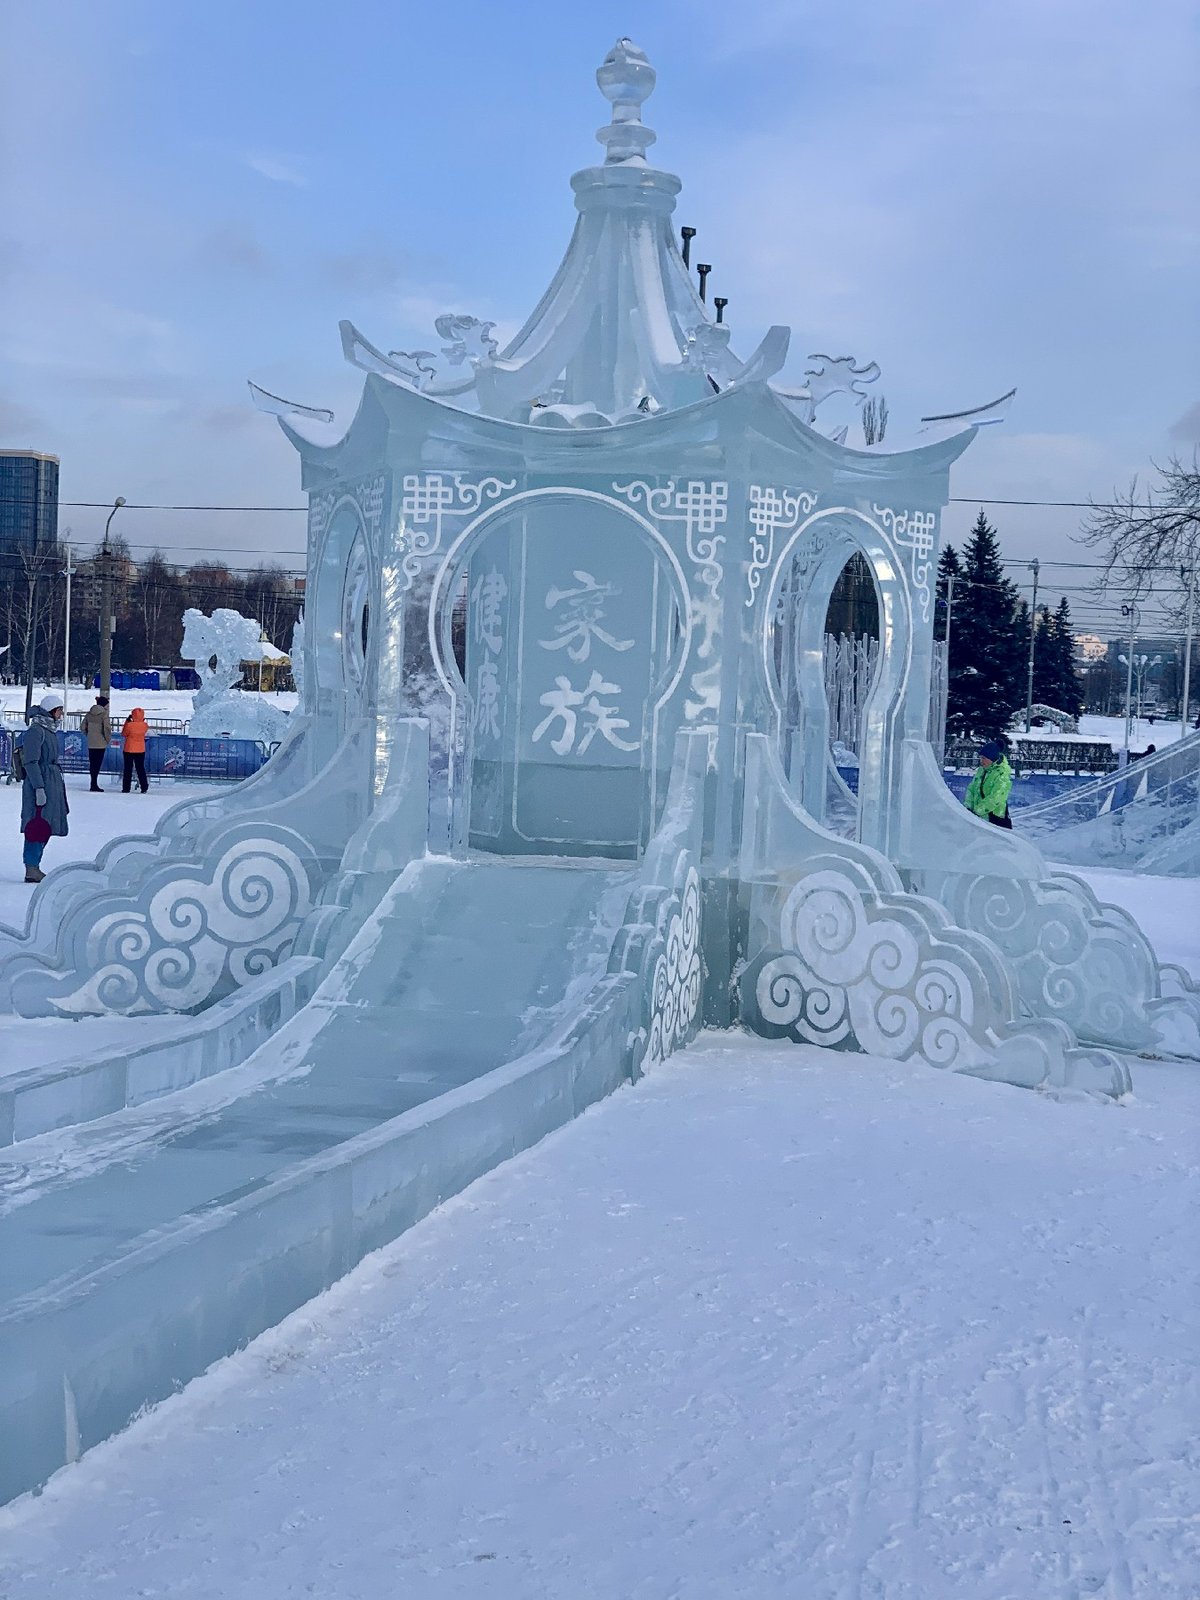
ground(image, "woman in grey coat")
xmin=20 ymin=691 xmax=69 ymax=883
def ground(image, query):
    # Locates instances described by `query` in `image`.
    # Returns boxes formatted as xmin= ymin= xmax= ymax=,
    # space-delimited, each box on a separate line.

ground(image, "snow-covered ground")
xmin=0 ymin=752 xmax=1197 ymax=1598
xmin=1078 ymin=867 xmax=1200 ymax=974
xmin=1009 ymin=726 xmax=1112 ymax=745
xmin=0 ymin=1035 xmax=1196 ymax=1598
xmin=1078 ymin=713 xmax=1190 ymax=750
xmin=0 ymin=773 xmax=210 ymax=933
xmin=0 ymin=684 xmax=298 ymax=725
xmin=1009 ymin=715 xmax=1191 ymax=750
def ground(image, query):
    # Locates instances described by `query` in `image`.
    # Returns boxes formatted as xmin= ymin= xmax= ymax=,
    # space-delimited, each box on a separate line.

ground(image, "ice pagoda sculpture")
xmin=0 ymin=37 xmax=1196 ymax=1087
xmin=7 ymin=36 xmax=1200 ymax=1511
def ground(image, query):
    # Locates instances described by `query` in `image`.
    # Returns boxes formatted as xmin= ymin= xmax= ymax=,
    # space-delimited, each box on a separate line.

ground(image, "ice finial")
xmin=595 ymin=38 xmax=657 ymax=165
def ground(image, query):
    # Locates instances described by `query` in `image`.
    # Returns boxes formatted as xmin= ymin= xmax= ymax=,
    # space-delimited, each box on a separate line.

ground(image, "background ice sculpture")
xmin=182 ymin=606 xmax=291 ymax=741
xmin=1 ymin=36 xmax=1196 ymax=1506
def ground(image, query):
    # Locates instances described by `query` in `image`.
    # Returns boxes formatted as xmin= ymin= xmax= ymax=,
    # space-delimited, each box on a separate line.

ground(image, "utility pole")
xmin=944 ymin=571 xmax=956 ymax=654
xmin=62 ymin=541 xmax=75 ymax=716
xmin=1181 ymin=560 xmax=1196 ymax=739
xmin=1120 ymin=600 xmax=1139 ymax=760
xmin=98 ymin=496 xmax=125 ymax=700
xmin=1023 ymin=558 xmax=1039 ymax=731
xmin=937 ymin=570 xmax=956 ymax=763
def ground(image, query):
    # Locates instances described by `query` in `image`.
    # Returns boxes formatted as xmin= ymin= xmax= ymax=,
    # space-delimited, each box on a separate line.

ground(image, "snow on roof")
xmin=241 ymin=639 xmax=288 ymax=662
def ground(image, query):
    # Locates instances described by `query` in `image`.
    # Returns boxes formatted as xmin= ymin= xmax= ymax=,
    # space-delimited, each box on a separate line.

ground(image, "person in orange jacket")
xmin=120 ymin=707 xmax=150 ymax=793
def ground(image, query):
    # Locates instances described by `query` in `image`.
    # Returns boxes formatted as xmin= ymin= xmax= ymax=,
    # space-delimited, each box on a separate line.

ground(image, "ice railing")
xmin=1016 ymin=729 xmax=1200 ymax=870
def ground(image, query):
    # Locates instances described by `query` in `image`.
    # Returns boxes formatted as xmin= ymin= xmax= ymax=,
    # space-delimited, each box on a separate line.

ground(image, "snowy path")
xmin=2 ymin=1036 xmax=1197 ymax=1599
xmin=0 ymin=775 xmax=210 ymax=933
xmin=1076 ymin=866 xmax=1200 ymax=975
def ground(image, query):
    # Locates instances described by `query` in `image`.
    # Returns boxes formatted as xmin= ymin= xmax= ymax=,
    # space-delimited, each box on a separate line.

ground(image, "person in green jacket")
xmin=964 ymin=740 xmax=1014 ymax=829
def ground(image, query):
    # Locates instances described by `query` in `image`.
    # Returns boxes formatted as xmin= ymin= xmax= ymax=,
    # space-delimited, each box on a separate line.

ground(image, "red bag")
xmin=24 ymin=808 xmax=51 ymax=846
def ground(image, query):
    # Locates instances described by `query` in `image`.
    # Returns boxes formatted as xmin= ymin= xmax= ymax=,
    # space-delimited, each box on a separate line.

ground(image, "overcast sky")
xmin=2 ymin=0 xmax=1196 ymax=636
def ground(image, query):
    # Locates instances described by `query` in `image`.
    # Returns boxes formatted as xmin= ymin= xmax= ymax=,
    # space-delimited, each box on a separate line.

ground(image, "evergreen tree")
xmin=945 ymin=511 xmax=1025 ymax=739
xmin=934 ymin=543 xmax=960 ymax=642
xmin=936 ymin=543 xmax=967 ymax=738
xmin=1047 ymin=596 xmax=1084 ymax=716
xmin=1031 ymin=604 xmax=1055 ymax=708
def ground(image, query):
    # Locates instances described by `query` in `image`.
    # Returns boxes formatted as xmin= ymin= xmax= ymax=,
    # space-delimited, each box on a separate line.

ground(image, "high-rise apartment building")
xmin=0 ymin=449 xmax=59 ymax=562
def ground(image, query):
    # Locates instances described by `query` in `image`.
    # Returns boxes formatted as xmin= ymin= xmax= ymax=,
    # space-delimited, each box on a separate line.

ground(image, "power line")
xmin=60 ymin=501 xmax=307 ymax=513
xmin=1003 ymin=557 xmax=1157 ymax=573
xmin=89 ymin=542 xmax=306 ymax=559
xmin=0 ymin=491 xmax=1196 ymax=514
xmin=948 ymin=496 xmax=1194 ymax=511
xmin=85 ymin=547 xmax=1178 ymax=577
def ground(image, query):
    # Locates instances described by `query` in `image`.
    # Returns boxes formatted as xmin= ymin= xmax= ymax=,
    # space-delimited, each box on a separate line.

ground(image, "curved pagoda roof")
xmin=253 ymin=38 xmax=1012 ymax=448
xmin=472 ymin=38 xmax=787 ymax=424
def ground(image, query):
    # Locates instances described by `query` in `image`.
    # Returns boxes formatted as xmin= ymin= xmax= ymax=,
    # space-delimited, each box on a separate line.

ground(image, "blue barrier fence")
xmin=0 ymin=735 xmax=1120 ymax=802
xmin=939 ymin=770 xmax=1104 ymax=809
xmin=837 ymin=765 xmax=1115 ymax=811
xmin=1 ymin=729 xmax=270 ymax=784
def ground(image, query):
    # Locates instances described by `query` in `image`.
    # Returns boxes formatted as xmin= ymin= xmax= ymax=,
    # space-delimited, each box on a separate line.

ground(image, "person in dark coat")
xmin=20 ymin=691 xmax=69 ymax=883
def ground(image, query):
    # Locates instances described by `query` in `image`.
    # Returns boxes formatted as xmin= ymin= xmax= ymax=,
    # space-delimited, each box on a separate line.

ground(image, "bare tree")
xmin=12 ymin=543 xmax=58 ymax=688
xmin=861 ymin=395 xmax=889 ymax=446
xmin=1080 ymin=453 xmax=1200 ymax=616
xmin=243 ymin=563 xmax=302 ymax=677
xmin=0 ymin=559 xmax=19 ymax=681
xmin=136 ymin=549 xmax=183 ymax=664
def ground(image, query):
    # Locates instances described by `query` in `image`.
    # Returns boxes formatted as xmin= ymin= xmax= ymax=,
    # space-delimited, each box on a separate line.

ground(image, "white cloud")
xmin=242 ymin=153 xmax=307 ymax=188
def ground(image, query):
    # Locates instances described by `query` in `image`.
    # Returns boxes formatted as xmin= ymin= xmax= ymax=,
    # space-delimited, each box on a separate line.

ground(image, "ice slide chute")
xmin=1016 ymin=730 xmax=1200 ymax=876
xmin=0 ymin=728 xmax=709 ymax=1504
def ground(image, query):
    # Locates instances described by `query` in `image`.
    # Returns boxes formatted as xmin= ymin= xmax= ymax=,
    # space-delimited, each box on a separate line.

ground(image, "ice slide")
xmin=1017 ymin=729 xmax=1200 ymax=876
xmin=0 ymin=730 xmax=707 ymax=1505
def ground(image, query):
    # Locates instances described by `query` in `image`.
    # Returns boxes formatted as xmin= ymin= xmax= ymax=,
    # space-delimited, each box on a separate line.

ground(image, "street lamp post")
xmin=98 ymin=497 xmax=126 ymax=701
xmin=1118 ymin=651 xmax=1161 ymax=732
xmin=1023 ymin=558 xmax=1040 ymax=732
xmin=1181 ymin=561 xmax=1196 ymax=738
xmin=1120 ymin=600 xmax=1139 ymax=760
xmin=62 ymin=541 xmax=75 ymax=715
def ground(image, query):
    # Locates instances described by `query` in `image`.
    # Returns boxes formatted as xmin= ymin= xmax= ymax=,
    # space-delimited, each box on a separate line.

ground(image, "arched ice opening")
xmin=761 ymin=510 xmax=912 ymax=852
xmin=427 ymin=489 xmax=691 ymax=859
